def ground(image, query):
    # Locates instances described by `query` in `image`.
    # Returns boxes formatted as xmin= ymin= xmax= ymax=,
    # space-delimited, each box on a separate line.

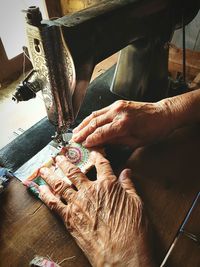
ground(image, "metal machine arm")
xmin=13 ymin=0 xmax=199 ymax=144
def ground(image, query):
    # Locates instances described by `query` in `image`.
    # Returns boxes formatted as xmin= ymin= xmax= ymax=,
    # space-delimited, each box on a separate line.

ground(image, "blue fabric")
xmin=0 ymin=167 xmax=13 ymax=193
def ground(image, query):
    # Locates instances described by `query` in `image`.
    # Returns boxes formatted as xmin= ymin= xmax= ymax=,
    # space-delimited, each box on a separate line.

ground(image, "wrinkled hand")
xmin=72 ymin=100 xmax=173 ymax=148
xmin=39 ymin=153 xmax=154 ymax=267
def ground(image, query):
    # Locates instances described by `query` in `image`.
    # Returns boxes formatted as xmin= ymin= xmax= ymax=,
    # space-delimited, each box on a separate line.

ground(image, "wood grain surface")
xmin=127 ymin=124 xmax=200 ymax=266
xmin=0 ymin=180 xmax=91 ymax=267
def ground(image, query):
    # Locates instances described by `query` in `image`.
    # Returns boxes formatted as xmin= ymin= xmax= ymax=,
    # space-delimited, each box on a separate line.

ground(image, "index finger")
xmin=73 ymin=113 xmax=112 ymax=143
xmin=73 ymin=106 xmax=110 ymax=134
xmin=84 ymin=120 xmax=123 ymax=147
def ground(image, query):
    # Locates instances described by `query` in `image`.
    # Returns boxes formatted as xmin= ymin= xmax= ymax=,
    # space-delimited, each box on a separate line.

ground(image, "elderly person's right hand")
xmin=72 ymin=99 xmax=173 ymax=149
xmin=72 ymin=89 xmax=200 ymax=149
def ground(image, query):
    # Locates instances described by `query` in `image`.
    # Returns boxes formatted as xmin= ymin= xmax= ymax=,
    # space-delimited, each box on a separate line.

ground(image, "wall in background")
xmin=172 ymin=10 xmax=200 ymax=51
xmin=60 ymin=0 xmax=101 ymax=15
xmin=0 ymin=0 xmax=47 ymax=59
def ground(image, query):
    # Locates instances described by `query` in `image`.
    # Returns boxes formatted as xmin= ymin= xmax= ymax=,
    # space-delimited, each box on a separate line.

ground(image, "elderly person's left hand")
xmin=39 ymin=153 xmax=154 ymax=267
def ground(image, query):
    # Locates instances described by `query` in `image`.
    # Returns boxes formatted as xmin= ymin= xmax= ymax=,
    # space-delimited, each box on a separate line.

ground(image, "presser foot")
xmin=52 ymin=128 xmax=73 ymax=148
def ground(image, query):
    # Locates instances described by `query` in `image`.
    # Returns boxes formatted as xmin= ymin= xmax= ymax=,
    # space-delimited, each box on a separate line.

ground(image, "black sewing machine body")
xmin=13 ymin=0 xmax=199 ymax=143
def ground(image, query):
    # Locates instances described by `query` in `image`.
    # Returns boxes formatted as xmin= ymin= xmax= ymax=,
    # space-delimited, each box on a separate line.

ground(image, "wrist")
xmin=158 ymin=97 xmax=182 ymax=132
xmin=154 ymin=99 xmax=177 ymax=135
xmin=159 ymin=89 xmax=200 ymax=131
xmin=93 ymin=233 xmax=155 ymax=267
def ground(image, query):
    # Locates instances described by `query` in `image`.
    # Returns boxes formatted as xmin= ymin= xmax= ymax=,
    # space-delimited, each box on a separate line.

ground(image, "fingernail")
xmin=72 ymin=134 xmax=78 ymax=141
xmin=38 ymin=185 xmax=48 ymax=198
xmin=56 ymin=155 xmax=64 ymax=163
xmin=38 ymin=184 xmax=46 ymax=192
xmin=82 ymin=141 xmax=88 ymax=147
xmin=83 ymin=141 xmax=92 ymax=148
xmin=73 ymin=127 xmax=78 ymax=133
xmin=39 ymin=167 xmax=47 ymax=175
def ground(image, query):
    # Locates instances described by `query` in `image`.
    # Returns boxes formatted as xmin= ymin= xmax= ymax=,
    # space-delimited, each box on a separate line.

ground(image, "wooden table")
xmin=0 ymin=125 xmax=200 ymax=267
xmin=0 ymin=179 xmax=90 ymax=267
xmin=127 ymin=125 xmax=200 ymax=266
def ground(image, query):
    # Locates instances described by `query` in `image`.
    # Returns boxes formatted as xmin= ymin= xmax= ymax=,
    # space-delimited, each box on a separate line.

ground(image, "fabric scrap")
xmin=29 ymin=255 xmax=60 ymax=267
xmin=24 ymin=142 xmax=105 ymax=198
xmin=0 ymin=167 xmax=13 ymax=193
xmin=24 ymin=177 xmax=46 ymax=197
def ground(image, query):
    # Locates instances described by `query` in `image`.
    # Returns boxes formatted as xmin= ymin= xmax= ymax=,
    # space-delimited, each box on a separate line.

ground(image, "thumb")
xmin=119 ymin=169 xmax=139 ymax=198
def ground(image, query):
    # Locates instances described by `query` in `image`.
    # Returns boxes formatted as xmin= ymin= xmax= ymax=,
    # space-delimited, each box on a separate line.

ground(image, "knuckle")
xmin=56 ymin=155 xmax=66 ymax=165
xmin=122 ymin=112 xmax=129 ymax=122
xmin=87 ymin=135 xmax=96 ymax=144
xmin=114 ymin=120 xmax=126 ymax=134
xmin=94 ymin=127 xmax=106 ymax=139
xmin=54 ymin=180 xmax=66 ymax=194
xmin=62 ymin=187 xmax=74 ymax=200
xmin=95 ymin=127 xmax=103 ymax=135
xmin=39 ymin=167 xmax=50 ymax=177
xmin=114 ymin=100 xmax=126 ymax=111
xmin=87 ymin=126 xmax=105 ymax=144
xmin=71 ymin=175 xmax=80 ymax=186
xmin=71 ymin=204 xmax=81 ymax=214
xmin=67 ymin=166 xmax=81 ymax=178
xmin=48 ymin=199 xmax=59 ymax=210
xmin=108 ymin=121 xmax=120 ymax=135
xmin=89 ymin=118 xmax=97 ymax=129
xmin=120 ymin=119 xmax=128 ymax=133
xmin=98 ymin=158 xmax=110 ymax=166
xmin=95 ymin=126 xmax=104 ymax=135
xmin=110 ymin=121 xmax=117 ymax=129
xmin=91 ymin=111 xmax=98 ymax=118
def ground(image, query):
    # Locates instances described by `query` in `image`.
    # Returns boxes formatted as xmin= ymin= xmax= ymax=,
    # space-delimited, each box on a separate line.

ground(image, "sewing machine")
xmin=1 ymin=1 xmax=200 ymax=266
xmin=12 ymin=0 xmax=198 ymax=145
